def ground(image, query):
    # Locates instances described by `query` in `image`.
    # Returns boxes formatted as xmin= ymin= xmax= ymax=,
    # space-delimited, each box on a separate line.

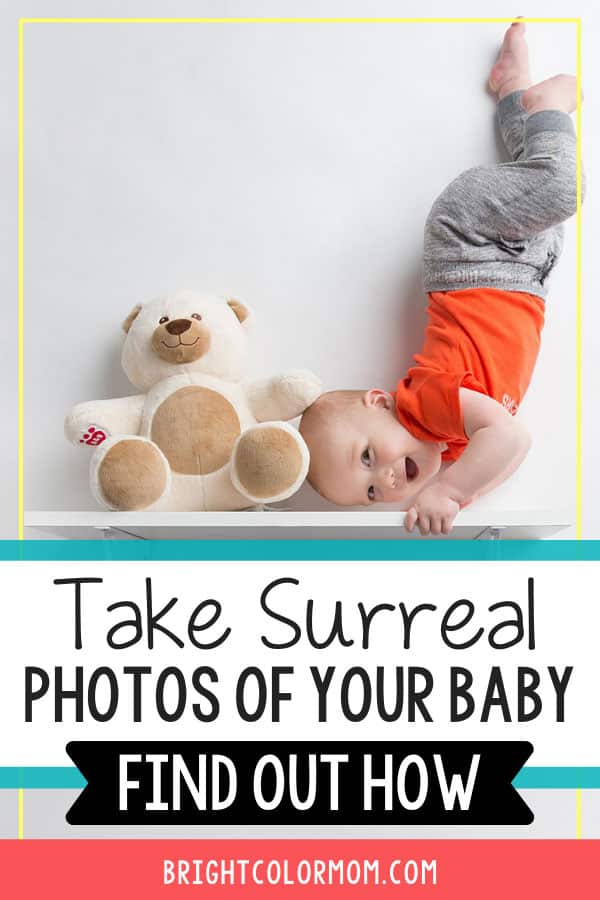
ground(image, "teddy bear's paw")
xmin=231 ymin=423 xmax=310 ymax=504
xmin=94 ymin=438 xmax=170 ymax=511
xmin=277 ymin=370 xmax=323 ymax=411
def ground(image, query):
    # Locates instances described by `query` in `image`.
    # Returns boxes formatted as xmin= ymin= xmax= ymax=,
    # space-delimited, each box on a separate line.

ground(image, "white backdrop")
xmin=1 ymin=0 xmax=599 ymax=536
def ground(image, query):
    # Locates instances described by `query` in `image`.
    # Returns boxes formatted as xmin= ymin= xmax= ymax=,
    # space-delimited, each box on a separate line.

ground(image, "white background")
xmin=0 ymin=2 xmax=598 ymax=536
xmin=3 ymin=559 xmax=597 ymax=767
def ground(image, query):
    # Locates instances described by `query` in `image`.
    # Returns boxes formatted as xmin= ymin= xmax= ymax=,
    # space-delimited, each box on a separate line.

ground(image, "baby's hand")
xmin=404 ymin=483 xmax=461 ymax=536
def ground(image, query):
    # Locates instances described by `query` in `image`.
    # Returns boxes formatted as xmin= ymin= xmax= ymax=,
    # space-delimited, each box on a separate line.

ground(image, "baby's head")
xmin=300 ymin=389 xmax=444 ymax=506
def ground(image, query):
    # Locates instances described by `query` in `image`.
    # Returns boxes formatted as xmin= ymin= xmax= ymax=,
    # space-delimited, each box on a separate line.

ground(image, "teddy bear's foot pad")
xmin=232 ymin=425 xmax=307 ymax=503
xmin=98 ymin=439 xmax=168 ymax=510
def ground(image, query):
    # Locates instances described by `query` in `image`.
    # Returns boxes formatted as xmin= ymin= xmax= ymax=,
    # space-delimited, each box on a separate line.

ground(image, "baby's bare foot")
xmin=522 ymin=74 xmax=579 ymax=114
xmin=489 ymin=20 xmax=532 ymax=99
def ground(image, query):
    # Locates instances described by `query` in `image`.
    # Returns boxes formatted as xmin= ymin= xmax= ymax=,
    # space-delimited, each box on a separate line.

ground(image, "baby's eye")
xmin=361 ymin=447 xmax=372 ymax=467
xmin=367 ymin=486 xmax=375 ymax=502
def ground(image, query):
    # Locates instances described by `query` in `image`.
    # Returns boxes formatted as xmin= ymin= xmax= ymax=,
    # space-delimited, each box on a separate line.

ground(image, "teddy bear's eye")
xmin=159 ymin=316 xmax=169 ymax=324
xmin=191 ymin=313 xmax=202 ymax=321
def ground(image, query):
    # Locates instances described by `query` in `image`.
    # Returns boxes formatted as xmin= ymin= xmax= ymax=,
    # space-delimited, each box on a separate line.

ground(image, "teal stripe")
xmin=513 ymin=768 xmax=600 ymax=789
xmin=1 ymin=766 xmax=598 ymax=790
xmin=1 ymin=539 xmax=600 ymax=561
xmin=0 ymin=767 xmax=85 ymax=789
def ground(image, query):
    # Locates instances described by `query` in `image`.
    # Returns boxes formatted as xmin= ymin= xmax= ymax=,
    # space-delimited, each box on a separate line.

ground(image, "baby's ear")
xmin=364 ymin=389 xmax=394 ymax=410
xmin=122 ymin=304 xmax=142 ymax=334
xmin=227 ymin=297 xmax=251 ymax=326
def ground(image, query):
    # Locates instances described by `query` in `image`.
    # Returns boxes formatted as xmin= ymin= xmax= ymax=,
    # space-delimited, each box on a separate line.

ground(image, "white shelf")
xmin=25 ymin=509 xmax=573 ymax=541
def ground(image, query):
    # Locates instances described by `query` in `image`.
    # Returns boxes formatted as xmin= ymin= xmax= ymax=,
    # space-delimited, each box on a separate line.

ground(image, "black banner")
xmin=66 ymin=741 xmax=533 ymax=825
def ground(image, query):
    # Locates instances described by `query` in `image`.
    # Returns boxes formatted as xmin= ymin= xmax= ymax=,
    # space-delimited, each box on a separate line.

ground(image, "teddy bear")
xmin=64 ymin=290 xmax=321 ymax=511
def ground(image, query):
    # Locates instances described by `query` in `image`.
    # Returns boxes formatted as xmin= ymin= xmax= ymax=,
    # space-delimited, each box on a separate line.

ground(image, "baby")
xmin=300 ymin=22 xmax=581 ymax=535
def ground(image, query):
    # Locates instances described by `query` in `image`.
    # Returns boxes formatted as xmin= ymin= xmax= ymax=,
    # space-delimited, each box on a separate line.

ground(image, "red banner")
xmin=0 ymin=840 xmax=597 ymax=898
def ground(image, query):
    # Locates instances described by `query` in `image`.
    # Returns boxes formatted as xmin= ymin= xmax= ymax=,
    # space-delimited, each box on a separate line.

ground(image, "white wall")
xmin=1 ymin=0 xmax=598 ymax=536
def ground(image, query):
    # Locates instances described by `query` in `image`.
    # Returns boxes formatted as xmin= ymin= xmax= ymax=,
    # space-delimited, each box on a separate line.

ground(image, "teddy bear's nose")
xmin=165 ymin=319 xmax=192 ymax=335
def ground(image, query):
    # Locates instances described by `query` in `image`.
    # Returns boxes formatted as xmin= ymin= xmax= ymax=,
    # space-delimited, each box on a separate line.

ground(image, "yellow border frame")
xmin=14 ymin=14 xmax=585 ymax=843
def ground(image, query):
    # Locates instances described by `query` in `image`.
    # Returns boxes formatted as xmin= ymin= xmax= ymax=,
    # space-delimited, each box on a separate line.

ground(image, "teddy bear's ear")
xmin=227 ymin=298 xmax=251 ymax=326
xmin=122 ymin=304 xmax=142 ymax=334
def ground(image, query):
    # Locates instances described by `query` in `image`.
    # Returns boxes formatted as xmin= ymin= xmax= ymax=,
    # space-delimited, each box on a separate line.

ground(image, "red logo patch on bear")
xmin=80 ymin=426 xmax=107 ymax=446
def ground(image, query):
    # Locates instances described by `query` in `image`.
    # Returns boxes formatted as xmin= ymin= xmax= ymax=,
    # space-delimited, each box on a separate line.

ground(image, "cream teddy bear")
xmin=65 ymin=291 xmax=321 ymax=510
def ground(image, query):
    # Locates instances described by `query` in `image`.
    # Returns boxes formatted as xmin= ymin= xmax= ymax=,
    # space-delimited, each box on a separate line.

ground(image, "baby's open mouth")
xmin=405 ymin=457 xmax=419 ymax=481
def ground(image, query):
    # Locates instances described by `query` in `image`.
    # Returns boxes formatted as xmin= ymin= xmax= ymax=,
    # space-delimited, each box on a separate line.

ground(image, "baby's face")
xmin=312 ymin=390 xmax=443 ymax=506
